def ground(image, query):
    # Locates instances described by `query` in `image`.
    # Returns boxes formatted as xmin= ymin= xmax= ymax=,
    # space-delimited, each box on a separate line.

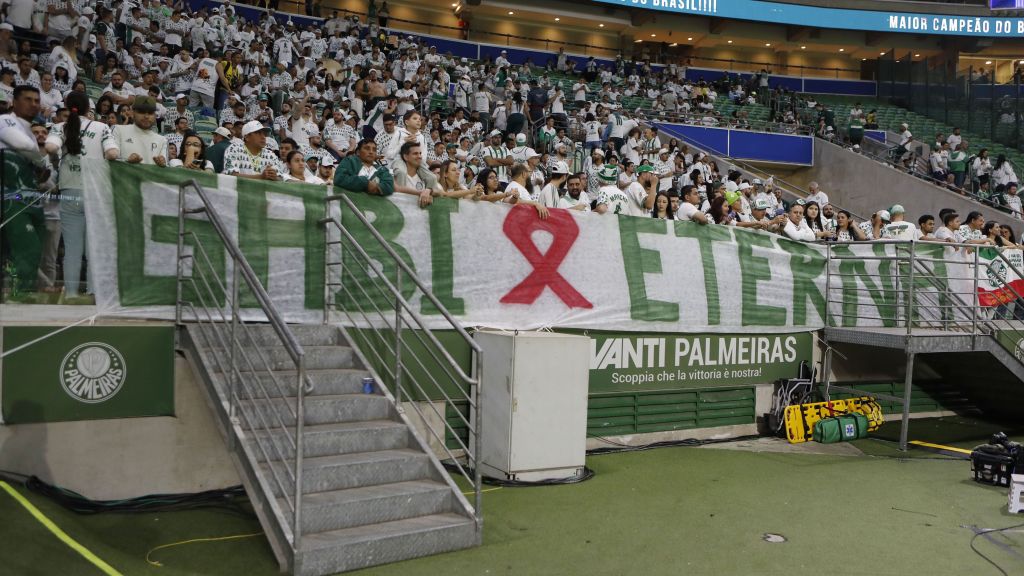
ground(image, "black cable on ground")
xmin=970 ymin=522 xmax=1024 ymax=576
xmin=1 ymin=471 xmax=253 ymax=517
xmin=585 ymin=433 xmax=765 ymax=455
xmin=440 ymin=461 xmax=596 ymax=486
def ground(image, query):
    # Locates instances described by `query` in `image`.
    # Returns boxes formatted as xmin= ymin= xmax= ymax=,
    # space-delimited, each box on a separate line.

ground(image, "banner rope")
xmin=0 ymin=314 xmax=98 ymax=359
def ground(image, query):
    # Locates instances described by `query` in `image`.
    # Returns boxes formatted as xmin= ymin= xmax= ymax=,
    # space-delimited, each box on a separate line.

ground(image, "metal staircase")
xmin=820 ymin=240 xmax=1024 ymax=449
xmin=174 ymin=181 xmax=482 ymax=575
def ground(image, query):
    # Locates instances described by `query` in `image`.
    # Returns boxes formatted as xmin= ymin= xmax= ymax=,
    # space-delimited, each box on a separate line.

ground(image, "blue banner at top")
xmin=592 ymin=0 xmax=1024 ymax=37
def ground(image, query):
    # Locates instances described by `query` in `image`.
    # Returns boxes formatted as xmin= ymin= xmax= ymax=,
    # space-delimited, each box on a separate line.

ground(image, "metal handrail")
xmin=823 ymin=239 xmax=1024 ymax=340
xmin=321 ymin=191 xmax=483 ymax=525
xmin=175 ymin=179 xmax=308 ymax=548
xmin=639 ymin=107 xmax=815 ymax=137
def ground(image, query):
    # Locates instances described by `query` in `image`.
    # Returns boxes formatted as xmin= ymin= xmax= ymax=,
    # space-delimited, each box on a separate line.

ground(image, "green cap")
xmin=132 ymin=96 xmax=157 ymax=113
xmin=725 ymin=191 xmax=741 ymax=207
xmin=636 ymin=164 xmax=654 ymax=174
xmin=597 ymin=164 xmax=618 ymax=183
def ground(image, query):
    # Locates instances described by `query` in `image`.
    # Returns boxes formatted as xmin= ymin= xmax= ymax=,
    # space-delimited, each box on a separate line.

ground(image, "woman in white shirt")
xmin=44 ymin=91 xmax=119 ymax=297
xmin=168 ymin=132 xmax=214 ymax=173
xmin=992 ymin=154 xmax=1018 ymax=188
xmin=282 ymin=150 xmax=325 ymax=184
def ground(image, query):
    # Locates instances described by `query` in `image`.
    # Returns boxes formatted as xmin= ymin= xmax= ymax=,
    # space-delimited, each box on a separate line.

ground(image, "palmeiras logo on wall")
xmin=59 ymin=342 xmax=127 ymax=403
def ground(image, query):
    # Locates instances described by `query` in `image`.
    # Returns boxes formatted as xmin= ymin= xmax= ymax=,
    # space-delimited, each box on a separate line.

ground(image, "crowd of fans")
xmin=0 ymin=0 xmax=1019 ymax=301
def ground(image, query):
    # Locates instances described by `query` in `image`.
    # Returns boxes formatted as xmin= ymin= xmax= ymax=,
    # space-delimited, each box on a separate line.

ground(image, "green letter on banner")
xmin=674 ymin=222 xmax=732 ymax=325
xmin=833 ymin=244 xmax=896 ymax=327
xmin=338 ymin=193 xmax=416 ymax=311
xmin=236 ymin=179 xmax=326 ymax=310
xmin=780 ymin=240 xmax=831 ymax=326
xmin=618 ymin=217 xmax=679 ymax=322
xmin=735 ymin=232 xmax=785 ymax=326
xmin=112 ymin=163 xmax=220 ymax=306
xmin=421 ymin=198 xmax=464 ymax=315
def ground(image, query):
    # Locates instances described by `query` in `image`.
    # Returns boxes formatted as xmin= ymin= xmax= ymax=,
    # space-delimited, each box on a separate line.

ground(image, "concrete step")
xmin=295 ymin=513 xmax=478 ymax=576
xmin=202 ymin=345 xmax=357 ymax=372
xmin=250 ymin=420 xmax=412 ymax=460
xmin=290 ymin=480 xmax=453 ymax=534
xmin=187 ymin=323 xmax=344 ymax=349
xmin=261 ymin=449 xmax=433 ymax=496
xmin=235 ymin=324 xmax=343 ymax=347
xmin=238 ymin=394 xmax=393 ymax=427
xmin=233 ymin=369 xmax=373 ymax=398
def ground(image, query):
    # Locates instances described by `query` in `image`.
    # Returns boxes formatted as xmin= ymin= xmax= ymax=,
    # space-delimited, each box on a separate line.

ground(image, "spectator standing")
xmin=112 ymin=97 xmax=167 ymax=166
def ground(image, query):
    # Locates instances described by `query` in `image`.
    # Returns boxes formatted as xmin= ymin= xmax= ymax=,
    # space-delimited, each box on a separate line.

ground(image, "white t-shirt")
xmin=111 ymin=124 xmax=168 ymax=166
xmin=506 ymin=180 xmax=533 ymax=202
xmin=881 ymin=220 xmax=919 ymax=241
xmin=191 ymin=58 xmax=219 ymax=97
xmin=784 ymin=219 xmax=815 ymax=241
xmin=47 ymin=119 xmax=119 ymax=189
xmin=539 ymin=182 xmax=561 ymax=208
xmin=677 ymin=202 xmax=701 ymax=222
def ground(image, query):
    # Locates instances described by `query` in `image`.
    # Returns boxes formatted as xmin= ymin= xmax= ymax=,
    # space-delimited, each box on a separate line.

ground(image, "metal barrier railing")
xmin=822 ymin=239 xmax=1024 ymax=339
xmin=320 ymin=192 xmax=483 ymax=526
xmin=175 ymin=179 xmax=310 ymax=546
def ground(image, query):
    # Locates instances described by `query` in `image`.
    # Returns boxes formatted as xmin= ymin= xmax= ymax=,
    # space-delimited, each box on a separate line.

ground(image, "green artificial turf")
xmin=1 ymin=417 xmax=1022 ymax=576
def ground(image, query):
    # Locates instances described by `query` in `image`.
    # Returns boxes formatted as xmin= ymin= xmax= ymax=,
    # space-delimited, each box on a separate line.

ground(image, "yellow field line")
xmin=909 ymin=440 xmax=973 ymax=455
xmin=0 ymin=481 xmax=123 ymax=576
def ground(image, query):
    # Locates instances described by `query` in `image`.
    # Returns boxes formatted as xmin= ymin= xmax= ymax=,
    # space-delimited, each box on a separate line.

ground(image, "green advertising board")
xmin=587 ymin=331 xmax=812 ymax=393
xmin=2 ymin=326 xmax=175 ymax=424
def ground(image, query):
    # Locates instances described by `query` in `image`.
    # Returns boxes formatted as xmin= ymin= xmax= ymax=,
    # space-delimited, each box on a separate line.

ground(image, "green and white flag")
xmin=82 ymin=161 xmax=973 ymax=332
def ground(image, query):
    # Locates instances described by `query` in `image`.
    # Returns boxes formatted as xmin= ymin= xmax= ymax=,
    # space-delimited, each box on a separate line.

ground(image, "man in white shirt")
xmin=597 ymin=164 xmax=656 ymax=216
xmin=112 ymin=97 xmax=168 ymax=166
xmin=934 ymin=212 xmax=959 ymax=243
xmin=102 ymin=71 xmax=135 ymax=106
xmin=783 ymin=203 xmax=815 ymax=241
xmin=880 ymin=204 xmax=920 ymax=240
xmin=223 ymin=120 xmax=282 ymax=180
xmin=805 ymin=181 xmax=829 ymax=207
xmin=557 ymin=173 xmax=589 ymax=211
xmin=677 ymin=185 xmax=708 ymax=224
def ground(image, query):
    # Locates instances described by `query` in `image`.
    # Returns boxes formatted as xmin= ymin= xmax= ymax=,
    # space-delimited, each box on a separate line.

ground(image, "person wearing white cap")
xmin=318 ymin=154 xmax=337 ymax=184
xmin=495 ymin=50 xmax=510 ymax=70
xmin=538 ymin=161 xmax=571 ymax=209
xmin=509 ymin=133 xmax=531 ymax=163
xmin=163 ymin=93 xmax=194 ymax=135
xmin=324 ymin=108 xmax=357 ymax=157
xmin=223 ymin=120 xmax=281 ymax=180
xmin=481 ymin=129 xmax=512 ymax=184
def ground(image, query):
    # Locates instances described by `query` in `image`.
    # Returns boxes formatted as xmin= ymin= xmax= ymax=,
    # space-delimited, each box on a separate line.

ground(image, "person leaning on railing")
xmin=0 ymin=85 xmax=48 ymax=294
xmin=334 ymin=138 xmax=394 ymax=196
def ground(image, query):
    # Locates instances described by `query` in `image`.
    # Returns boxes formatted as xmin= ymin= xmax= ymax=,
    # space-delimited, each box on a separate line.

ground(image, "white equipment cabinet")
xmin=475 ymin=331 xmax=590 ymax=482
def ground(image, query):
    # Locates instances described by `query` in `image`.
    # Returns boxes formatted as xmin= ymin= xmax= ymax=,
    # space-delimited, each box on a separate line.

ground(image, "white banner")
xmin=82 ymin=161 xmax=975 ymax=333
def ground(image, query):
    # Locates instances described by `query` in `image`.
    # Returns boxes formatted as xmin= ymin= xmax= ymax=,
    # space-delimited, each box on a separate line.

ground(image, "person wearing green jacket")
xmin=948 ymin=142 xmax=968 ymax=189
xmin=333 ymin=138 xmax=394 ymax=196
